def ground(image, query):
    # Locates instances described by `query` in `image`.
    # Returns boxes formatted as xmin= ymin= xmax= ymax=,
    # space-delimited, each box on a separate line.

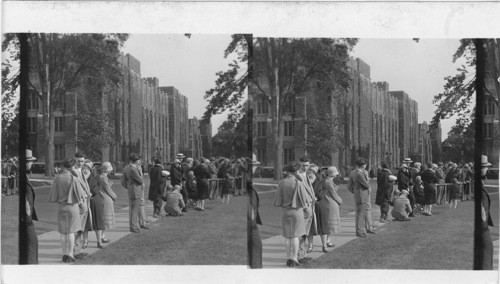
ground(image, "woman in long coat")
xmin=95 ymin=162 xmax=117 ymax=248
xmin=421 ymin=162 xmax=438 ymax=216
xmin=316 ymin=166 xmax=342 ymax=253
xmin=148 ymin=159 xmax=164 ymax=218
xmin=375 ymin=162 xmax=392 ymax=223
xmin=273 ymin=161 xmax=311 ymax=267
xmin=48 ymin=158 xmax=86 ymax=263
xmin=193 ymin=158 xmax=211 ymax=211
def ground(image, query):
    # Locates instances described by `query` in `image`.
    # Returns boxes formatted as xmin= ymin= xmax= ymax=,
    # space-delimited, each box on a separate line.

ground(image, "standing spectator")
xmin=193 ymin=158 xmax=211 ymax=211
xmin=448 ymin=177 xmax=461 ymax=209
xmin=218 ymin=158 xmax=233 ymax=204
xmin=462 ymin=164 xmax=473 ymax=201
xmin=11 ymin=157 xmax=19 ymax=195
xmin=348 ymin=158 xmax=375 ymax=238
xmin=20 ymin=150 xmax=39 ymax=264
xmin=445 ymin=163 xmax=460 ymax=183
xmin=376 ymin=162 xmax=393 ymax=223
xmin=306 ymin=165 xmax=319 ymax=252
xmin=148 ymin=159 xmax=164 ymax=218
xmin=421 ymin=162 xmax=438 ymax=216
xmin=1 ymin=159 xmax=9 ymax=196
xmin=391 ymin=190 xmax=412 ymax=221
xmin=397 ymin=164 xmax=414 ymax=217
xmin=72 ymin=152 xmax=92 ymax=259
xmin=296 ymin=157 xmax=315 ymax=263
xmin=4 ymin=158 xmax=15 ymax=196
xmin=273 ymin=161 xmax=311 ymax=267
xmin=171 ymin=154 xmax=188 ymax=211
xmin=316 ymin=166 xmax=342 ymax=253
xmin=121 ymin=153 xmax=149 ymax=233
xmin=475 ymin=155 xmax=494 ymax=270
xmin=93 ymin=162 xmax=117 ymax=248
xmin=48 ymin=158 xmax=86 ymax=263
xmin=206 ymin=158 xmax=218 ymax=200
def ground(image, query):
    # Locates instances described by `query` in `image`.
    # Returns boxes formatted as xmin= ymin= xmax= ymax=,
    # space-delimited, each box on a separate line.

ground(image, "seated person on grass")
xmin=164 ymin=185 xmax=186 ymax=216
xmin=391 ymin=190 xmax=412 ymax=221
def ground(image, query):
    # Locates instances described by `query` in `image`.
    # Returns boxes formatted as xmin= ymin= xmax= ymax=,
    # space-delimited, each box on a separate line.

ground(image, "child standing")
xmin=448 ymin=177 xmax=461 ymax=209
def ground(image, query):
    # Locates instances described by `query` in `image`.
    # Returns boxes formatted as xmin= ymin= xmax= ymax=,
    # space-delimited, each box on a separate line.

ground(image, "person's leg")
xmin=82 ymin=230 xmax=89 ymax=248
xmin=200 ymin=199 xmax=205 ymax=210
xmin=307 ymin=234 xmax=314 ymax=251
xmin=298 ymin=235 xmax=306 ymax=260
xmin=428 ymin=205 xmax=433 ymax=215
xmin=365 ymin=203 xmax=374 ymax=232
xmin=67 ymin=233 xmax=75 ymax=258
xmin=60 ymin=234 xmax=67 ymax=257
xmin=320 ymin=234 xmax=327 ymax=251
xmin=355 ymin=203 xmax=365 ymax=235
xmin=285 ymin=238 xmax=291 ymax=260
xmin=138 ymin=197 xmax=147 ymax=227
xmin=129 ymin=198 xmax=139 ymax=230
xmin=96 ymin=230 xmax=103 ymax=247
xmin=291 ymin=237 xmax=300 ymax=262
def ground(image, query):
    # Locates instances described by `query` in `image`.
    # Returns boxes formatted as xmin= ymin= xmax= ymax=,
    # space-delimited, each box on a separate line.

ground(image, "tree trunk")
xmin=44 ymin=62 xmax=55 ymax=177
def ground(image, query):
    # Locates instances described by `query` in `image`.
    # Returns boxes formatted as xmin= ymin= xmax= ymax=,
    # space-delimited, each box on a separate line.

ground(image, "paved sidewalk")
xmin=38 ymin=200 xmax=158 ymax=264
xmin=261 ymin=209 xmax=385 ymax=268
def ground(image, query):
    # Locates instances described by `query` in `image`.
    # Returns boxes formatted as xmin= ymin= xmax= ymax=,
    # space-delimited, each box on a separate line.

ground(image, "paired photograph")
xmin=1 ymin=34 xmax=498 ymax=272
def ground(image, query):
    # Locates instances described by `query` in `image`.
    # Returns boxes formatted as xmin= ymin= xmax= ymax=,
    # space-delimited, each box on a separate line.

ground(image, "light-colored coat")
xmin=121 ymin=163 xmax=144 ymax=199
xmin=348 ymin=168 xmax=371 ymax=204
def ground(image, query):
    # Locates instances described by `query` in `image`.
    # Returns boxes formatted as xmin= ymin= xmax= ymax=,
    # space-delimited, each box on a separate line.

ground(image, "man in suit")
xmin=122 ymin=153 xmax=149 ymax=233
xmin=297 ymin=157 xmax=316 ymax=263
xmin=348 ymin=158 xmax=375 ymax=238
xmin=148 ymin=159 xmax=164 ymax=218
xmin=20 ymin=149 xmax=39 ymax=264
xmin=72 ymin=151 xmax=92 ymax=259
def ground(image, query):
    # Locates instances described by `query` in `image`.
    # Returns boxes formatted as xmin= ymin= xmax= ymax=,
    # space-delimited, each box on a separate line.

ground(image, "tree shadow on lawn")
xmin=76 ymin=196 xmax=247 ymax=265
xmin=302 ymin=201 xmax=475 ymax=270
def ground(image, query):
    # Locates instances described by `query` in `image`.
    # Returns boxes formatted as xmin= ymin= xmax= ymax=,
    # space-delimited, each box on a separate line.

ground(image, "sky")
xmin=122 ymin=34 xmax=243 ymax=136
xmin=351 ymin=38 xmax=467 ymax=140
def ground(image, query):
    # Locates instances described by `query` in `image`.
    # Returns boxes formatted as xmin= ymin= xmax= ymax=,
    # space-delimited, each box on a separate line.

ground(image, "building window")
xmin=284 ymin=97 xmax=296 ymax=114
xmin=27 ymin=117 xmax=37 ymax=133
xmin=257 ymin=98 xmax=269 ymax=114
xmin=28 ymin=94 xmax=39 ymax=110
xmin=257 ymin=148 xmax=266 ymax=164
xmin=257 ymin=121 xmax=266 ymax=137
xmin=55 ymin=117 xmax=65 ymax=132
xmin=484 ymin=123 xmax=493 ymax=139
xmin=284 ymin=121 xmax=294 ymax=137
xmin=484 ymin=97 xmax=496 ymax=116
xmin=284 ymin=148 xmax=295 ymax=164
xmin=55 ymin=144 xmax=65 ymax=161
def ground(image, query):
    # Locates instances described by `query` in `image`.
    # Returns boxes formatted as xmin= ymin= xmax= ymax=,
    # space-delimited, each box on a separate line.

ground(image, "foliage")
xmin=203 ymin=34 xmax=250 ymax=122
xmin=306 ymin=113 xmax=343 ymax=166
xmin=432 ymin=39 xmax=499 ymax=127
xmin=441 ymin=115 xmax=475 ymax=164
xmin=2 ymin=33 xmax=128 ymax=175
xmin=211 ymin=111 xmax=248 ymax=158
xmin=76 ymin=110 xmax=115 ymax=161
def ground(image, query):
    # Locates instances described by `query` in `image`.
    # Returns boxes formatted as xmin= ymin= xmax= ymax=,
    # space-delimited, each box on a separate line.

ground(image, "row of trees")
xmin=432 ymin=39 xmax=500 ymax=164
xmin=2 ymin=33 xmax=129 ymax=175
xmin=204 ymin=36 xmax=357 ymax=179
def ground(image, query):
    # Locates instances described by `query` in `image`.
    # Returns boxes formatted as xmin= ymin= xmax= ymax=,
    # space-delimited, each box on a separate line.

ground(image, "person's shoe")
xmin=97 ymin=243 xmax=104 ymax=249
xmin=356 ymin=233 xmax=367 ymax=238
xmin=286 ymin=259 xmax=292 ymax=267
xmin=74 ymin=253 xmax=88 ymax=260
xmin=326 ymin=242 xmax=335 ymax=248
xmin=409 ymin=213 xmax=415 ymax=217
xmin=62 ymin=255 xmax=68 ymax=263
xmin=82 ymin=241 xmax=88 ymax=249
xmin=379 ymin=219 xmax=387 ymax=223
xmin=367 ymin=230 xmax=376 ymax=234
xmin=140 ymin=225 xmax=150 ymax=230
xmin=153 ymin=214 xmax=159 ymax=218
xmin=298 ymin=257 xmax=312 ymax=264
xmin=322 ymin=247 xmax=329 ymax=253
xmin=306 ymin=245 xmax=313 ymax=253
xmin=67 ymin=256 xmax=76 ymax=263
xmin=101 ymin=237 xmax=111 ymax=243
xmin=291 ymin=260 xmax=301 ymax=267
xmin=130 ymin=228 xmax=141 ymax=233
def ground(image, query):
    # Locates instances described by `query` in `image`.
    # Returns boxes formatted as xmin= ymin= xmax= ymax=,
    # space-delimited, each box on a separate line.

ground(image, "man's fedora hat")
xmin=26 ymin=149 xmax=37 ymax=161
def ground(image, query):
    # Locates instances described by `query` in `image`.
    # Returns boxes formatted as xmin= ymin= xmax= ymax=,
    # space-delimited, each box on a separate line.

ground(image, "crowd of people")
xmin=21 ymin=149 xmax=254 ymax=264
xmin=1 ymin=156 xmax=19 ymax=196
xmin=272 ymin=155 xmax=492 ymax=268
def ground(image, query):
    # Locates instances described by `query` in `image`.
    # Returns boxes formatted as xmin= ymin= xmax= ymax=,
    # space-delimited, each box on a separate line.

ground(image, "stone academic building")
xmin=250 ymin=57 xmax=433 ymax=174
xmin=27 ymin=53 xmax=205 ymax=167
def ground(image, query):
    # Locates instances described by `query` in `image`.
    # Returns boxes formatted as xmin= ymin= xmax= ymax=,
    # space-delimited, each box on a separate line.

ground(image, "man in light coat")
xmin=122 ymin=153 xmax=149 ymax=233
xmin=297 ymin=157 xmax=316 ymax=263
xmin=348 ymin=158 xmax=375 ymax=238
xmin=72 ymin=151 xmax=92 ymax=259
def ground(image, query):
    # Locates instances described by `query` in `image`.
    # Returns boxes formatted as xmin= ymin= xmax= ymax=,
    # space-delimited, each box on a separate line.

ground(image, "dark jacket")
xmin=376 ymin=169 xmax=392 ymax=206
xmin=148 ymin=164 xmax=164 ymax=201
xmin=23 ymin=176 xmax=38 ymax=223
xmin=170 ymin=162 xmax=184 ymax=186
xmin=397 ymin=168 xmax=411 ymax=190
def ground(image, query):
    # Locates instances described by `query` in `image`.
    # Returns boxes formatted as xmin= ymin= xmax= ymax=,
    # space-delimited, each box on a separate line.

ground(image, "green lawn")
xmin=303 ymin=201 xmax=475 ymax=269
xmin=1 ymin=195 xmax=19 ymax=264
xmin=77 ymin=195 xmax=247 ymax=265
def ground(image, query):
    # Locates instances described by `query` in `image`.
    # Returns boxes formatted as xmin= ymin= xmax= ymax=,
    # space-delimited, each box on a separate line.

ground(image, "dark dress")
xmin=20 ymin=177 xmax=39 ymax=264
xmin=217 ymin=163 xmax=232 ymax=195
xmin=448 ymin=183 xmax=461 ymax=200
xmin=421 ymin=169 xmax=438 ymax=205
xmin=413 ymin=181 xmax=425 ymax=205
xmin=375 ymin=169 xmax=392 ymax=211
xmin=147 ymin=164 xmax=164 ymax=201
xmin=186 ymin=178 xmax=198 ymax=200
xmin=88 ymin=174 xmax=105 ymax=231
xmin=194 ymin=164 xmax=211 ymax=200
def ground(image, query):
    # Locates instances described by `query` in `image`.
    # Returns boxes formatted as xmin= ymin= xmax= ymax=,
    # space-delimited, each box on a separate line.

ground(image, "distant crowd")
xmin=272 ymin=155 xmax=490 ymax=268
